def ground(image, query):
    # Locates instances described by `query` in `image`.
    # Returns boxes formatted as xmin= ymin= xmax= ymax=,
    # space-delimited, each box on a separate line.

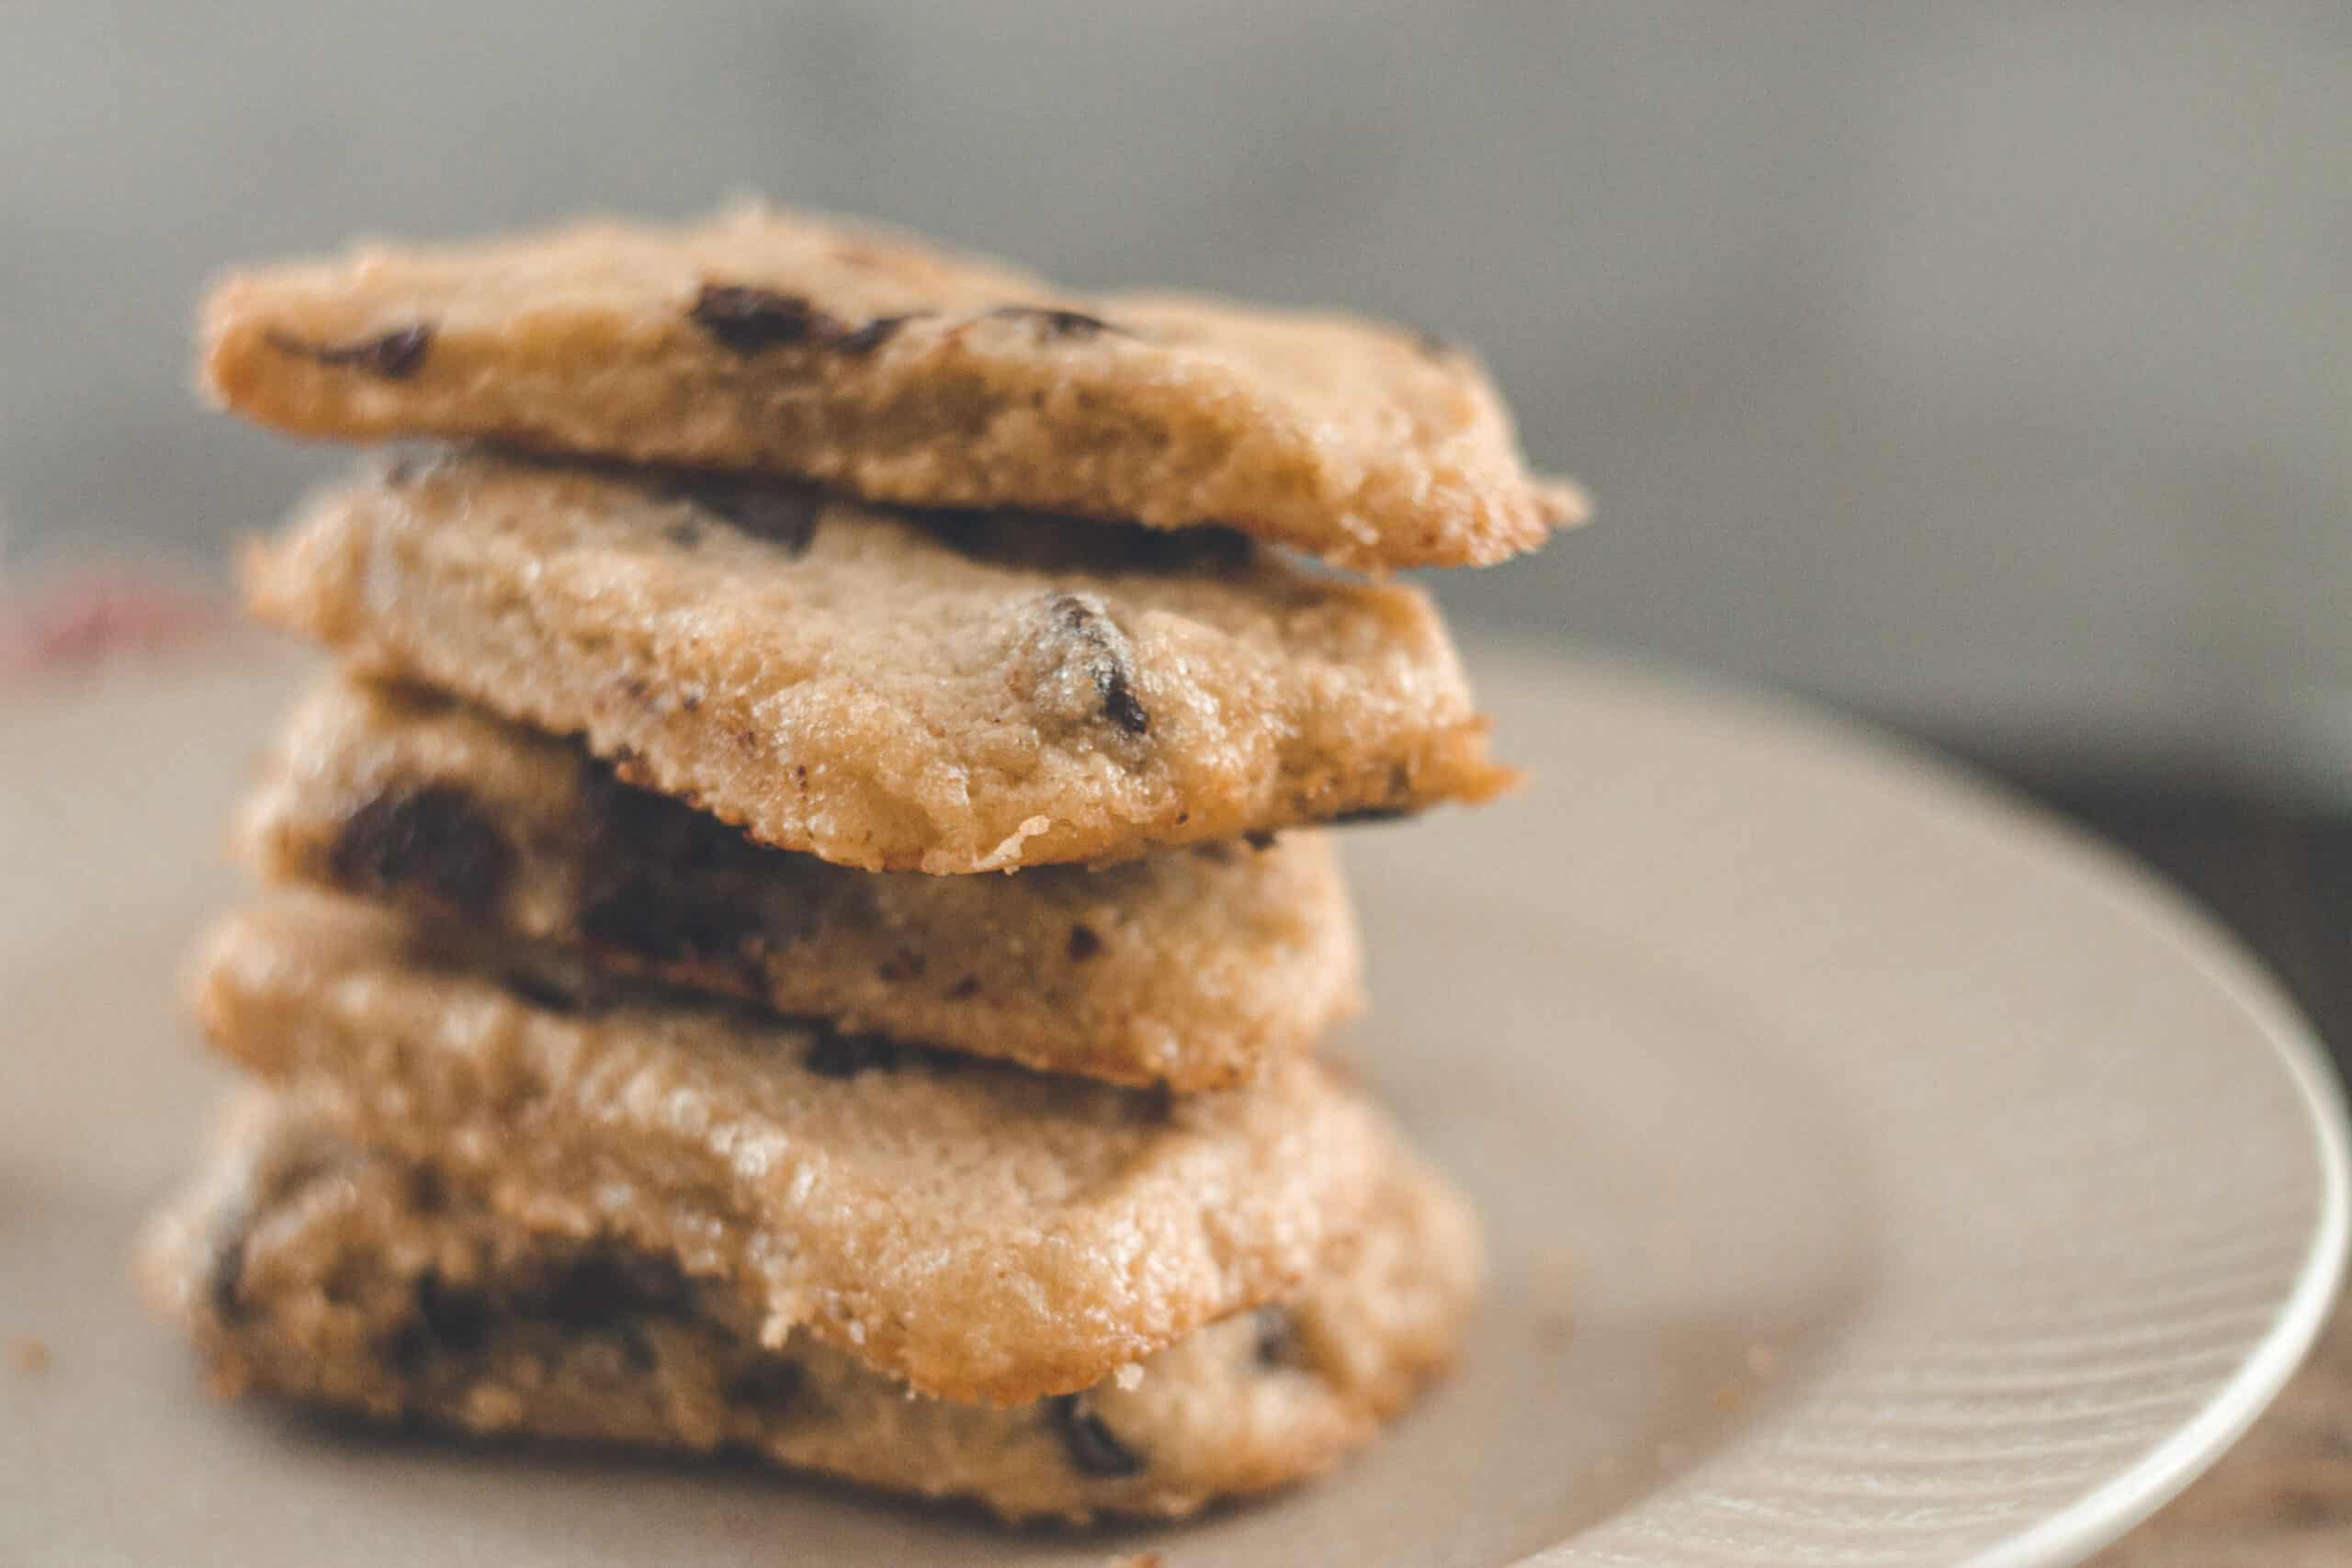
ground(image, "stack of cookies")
xmin=139 ymin=208 xmax=1581 ymax=1524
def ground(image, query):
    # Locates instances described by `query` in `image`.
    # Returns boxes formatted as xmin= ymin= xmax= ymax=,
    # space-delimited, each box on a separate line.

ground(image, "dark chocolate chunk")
xmin=579 ymin=869 xmax=763 ymax=964
xmin=414 ymin=1269 xmax=492 ymax=1355
xmin=1066 ymin=923 xmax=1102 ymax=962
xmin=1252 ymin=1304 xmax=1305 ymax=1370
xmin=1046 ymin=1393 xmax=1145 ymax=1477
xmin=876 ymin=947 xmax=926 ymax=983
xmin=616 ymin=1323 xmax=659 ymax=1372
xmin=726 ymin=1359 xmax=805 ymax=1412
xmin=946 ymin=974 xmax=982 ymax=1000
xmin=545 ymin=1253 xmax=688 ymax=1329
xmin=690 ymin=284 xmax=848 ymax=352
xmin=327 ymin=784 xmax=514 ymax=914
xmin=987 ymin=304 xmax=1125 ymax=339
xmin=502 ymin=965 xmax=592 ymax=1015
xmin=834 ymin=313 xmax=918 ymax=355
xmin=1244 ymin=830 xmax=1279 ymax=852
xmin=1328 ymin=806 xmax=1414 ymax=829
xmin=804 ymin=1032 xmax=903 ymax=1079
xmin=1045 ymin=592 xmax=1149 ymax=736
xmin=407 ymin=1165 xmax=448 ymax=1214
xmin=662 ymin=475 xmax=823 ymax=558
xmin=916 ymin=508 xmax=1251 ymax=578
xmin=266 ymin=322 xmax=434 ymax=378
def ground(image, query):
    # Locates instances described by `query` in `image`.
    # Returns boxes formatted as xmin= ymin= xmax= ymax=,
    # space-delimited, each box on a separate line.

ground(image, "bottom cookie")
xmin=141 ymin=1091 xmax=1482 ymax=1524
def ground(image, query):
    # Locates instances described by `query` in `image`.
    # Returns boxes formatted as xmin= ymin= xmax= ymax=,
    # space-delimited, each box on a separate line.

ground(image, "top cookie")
xmin=199 ymin=205 xmax=1585 ymax=570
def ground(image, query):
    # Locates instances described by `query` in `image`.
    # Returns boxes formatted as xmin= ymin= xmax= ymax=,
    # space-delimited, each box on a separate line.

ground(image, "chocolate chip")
xmin=545 ymin=1253 xmax=687 ymax=1329
xmin=946 ymin=974 xmax=981 ymax=999
xmin=579 ymin=869 xmax=763 ymax=965
xmin=266 ymin=322 xmax=433 ymax=378
xmin=690 ymin=284 xmax=849 ymax=352
xmin=876 ymin=948 xmax=925 ymax=983
xmin=1045 ymin=592 xmax=1149 ymax=736
xmin=726 ymin=1359 xmax=804 ymax=1412
xmin=385 ymin=1323 xmax=430 ymax=1372
xmin=503 ymin=966 xmax=592 ymax=1014
xmin=804 ymin=1032 xmax=903 ymax=1079
xmin=328 ymin=785 xmax=514 ymax=914
xmin=1329 ymin=806 xmax=1413 ymax=828
xmin=1046 ymin=1393 xmax=1145 ymax=1477
xmin=1244 ymin=830 xmax=1278 ymax=852
xmin=662 ymin=475 xmax=823 ymax=558
xmin=919 ymin=509 xmax=1250 ymax=578
xmin=1066 ymin=923 xmax=1102 ymax=961
xmin=617 ymin=1323 xmax=659 ymax=1371
xmin=208 ymin=1205 xmax=253 ymax=1324
xmin=1252 ymin=1305 xmax=1305 ymax=1370
xmin=407 ymin=1166 xmax=448 ymax=1214
xmin=1407 ymin=325 xmax=1459 ymax=360
xmin=414 ymin=1269 xmax=492 ymax=1354
xmin=834 ymin=313 xmax=918 ymax=355
xmin=988 ymin=304 xmax=1125 ymax=339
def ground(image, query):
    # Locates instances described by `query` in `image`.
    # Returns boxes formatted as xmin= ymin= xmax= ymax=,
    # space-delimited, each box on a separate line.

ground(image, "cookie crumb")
xmin=13 ymin=1337 xmax=49 ymax=1374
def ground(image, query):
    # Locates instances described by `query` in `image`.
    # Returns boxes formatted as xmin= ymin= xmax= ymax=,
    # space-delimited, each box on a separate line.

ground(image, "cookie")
xmin=140 ymin=1090 xmax=1480 ymax=1524
xmin=188 ymin=893 xmax=1400 ymax=1405
xmin=243 ymin=451 xmax=1517 ymax=874
xmin=200 ymin=204 xmax=1585 ymax=571
xmin=238 ymin=671 xmax=1363 ymax=1090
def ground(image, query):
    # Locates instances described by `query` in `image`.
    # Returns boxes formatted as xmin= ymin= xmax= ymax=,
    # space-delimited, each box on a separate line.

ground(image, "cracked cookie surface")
xmin=237 ymin=671 xmax=1363 ymax=1089
xmin=243 ymin=451 xmax=1516 ymax=874
xmin=140 ymin=1090 xmax=1480 ymax=1523
xmin=188 ymin=894 xmax=1402 ymax=1405
xmin=202 ymin=205 xmax=1583 ymax=571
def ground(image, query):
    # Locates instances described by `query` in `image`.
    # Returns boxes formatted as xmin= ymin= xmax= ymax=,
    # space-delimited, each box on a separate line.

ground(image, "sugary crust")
xmin=188 ymin=894 xmax=1400 ymax=1405
xmin=237 ymin=671 xmax=1363 ymax=1090
xmin=241 ymin=452 xmax=1518 ymax=874
xmin=140 ymin=1090 xmax=1481 ymax=1524
xmin=201 ymin=205 xmax=1584 ymax=571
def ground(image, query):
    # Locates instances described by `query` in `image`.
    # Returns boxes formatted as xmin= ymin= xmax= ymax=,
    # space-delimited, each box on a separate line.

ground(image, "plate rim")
xmin=1957 ymin=864 xmax=2350 ymax=1567
xmin=1485 ymin=646 xmax=2352 ymax=1567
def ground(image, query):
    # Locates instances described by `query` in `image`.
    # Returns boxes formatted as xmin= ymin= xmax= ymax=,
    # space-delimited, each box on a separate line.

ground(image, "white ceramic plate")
xmin=1 ymin=647 xmax=2342 ymax=1568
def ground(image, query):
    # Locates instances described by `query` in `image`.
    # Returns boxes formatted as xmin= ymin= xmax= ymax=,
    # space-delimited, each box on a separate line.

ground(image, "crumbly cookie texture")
xmin=242 ymin=452 xmax=1516 ymax=874
xmin=237 ymin=671 xmax=1363 ymax=1090
xmin=188 ymin=894 xmax=1399 ymax=1406
xmin=200 ymin=205 xmax=1585 ymax=571
xmin=140 ymin=1091 xmax=1481 ymax=1524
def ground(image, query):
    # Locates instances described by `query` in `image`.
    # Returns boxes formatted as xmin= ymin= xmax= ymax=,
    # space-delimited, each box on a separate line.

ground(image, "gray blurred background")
xmin=4 ymin=2 xmax=2347 ymax=810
